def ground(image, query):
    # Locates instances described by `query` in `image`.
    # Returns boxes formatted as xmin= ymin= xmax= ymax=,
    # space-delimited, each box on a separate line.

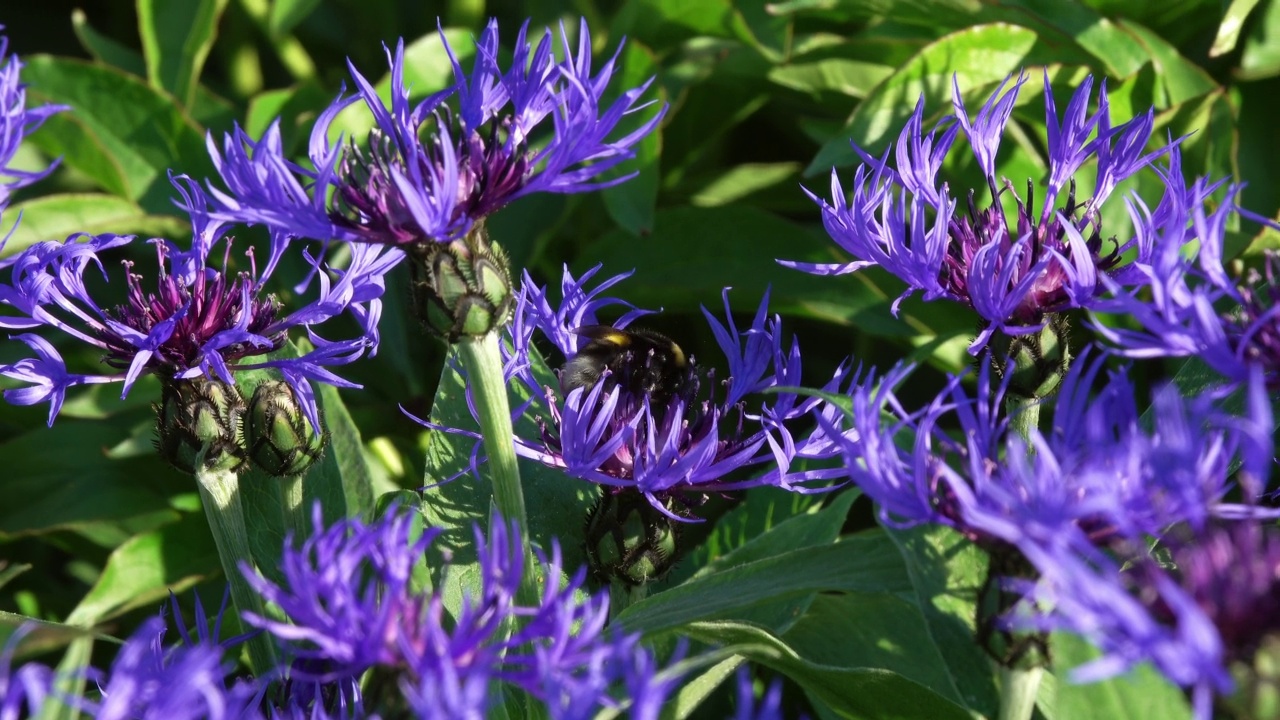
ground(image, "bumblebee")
xmin=559 ymin=325 xmax=695 ymax=405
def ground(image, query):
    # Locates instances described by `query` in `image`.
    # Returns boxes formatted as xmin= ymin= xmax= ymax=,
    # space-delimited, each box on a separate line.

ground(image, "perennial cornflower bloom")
xmin=1 ymin=628 xmax=52 ymax=720
xmin=785 ymin=72 xmax=1181 ymax=355
xmin=241 ymin=505 xmax=683 ymax=718
xmin=0 ymin=176 xmax=398 ymax=433
xmin=825 ymin=350 xmax=1275 ymax=555
xmin=0 ymin=29 xmax=66 ymax=211
xmin=1089 ymin=152 xmax=1280 ymax=388
xmin=1012 ymin=518 xmax=1280 ymax=720
xmin=434 ymin=265 xmax=848 ymax=513
xmin=201 ymin=18 xmax=664 ymax=252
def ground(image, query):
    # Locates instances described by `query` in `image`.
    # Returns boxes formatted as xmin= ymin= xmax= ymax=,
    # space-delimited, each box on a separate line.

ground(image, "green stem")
xmin=195 ymin=465 xmax=279 ymax=675
xmin=998 ymin=665 xmax=1044 ymax=720
xmin=609 ymin=582 xmax=649 ymax=619
xmin=457 ymin=333 xmax=529 ymax=542
xmin=279 ymin=474 xmax=309 ymax=546
xmin=457 ymin=332 xmax=541 ymax=608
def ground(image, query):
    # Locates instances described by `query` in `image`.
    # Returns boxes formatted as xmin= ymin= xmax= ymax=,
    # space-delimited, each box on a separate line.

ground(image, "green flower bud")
xmin=154 ymin=377 xmax=247 ymax=475
xmin=584 ymin=490 xmax=685 ymax=587
xmin=408 ymin=221 xmax=513 ymax=342
xmin=244 ymin=380 xmax=327 ymax=477
xmin=989 ymin=312 xmax=1071 ymax=401
xmin=1226 ymin=635 xmax=1280 ymax=720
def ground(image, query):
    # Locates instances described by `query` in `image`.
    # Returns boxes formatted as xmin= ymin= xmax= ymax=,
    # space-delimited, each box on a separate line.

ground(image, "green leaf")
xmin=22 ymin=56 xmax=215 ymax=212
xmin=1210 ymin=0 xmax=1263 ymax=57
xmin=37 ymin=636 xmax=95 ymax=720
xmin=670 ymin=655 xmax=743 ymax=720
xmin=2 ymin=194 xmax=187 ymax=258
xmin=64 ymin=511 xmax=218 ymax=626
xmin=615 ymin=532 xmax=912 ymax=637
xmin=0 ymin=564 xmax=29 ymax=592
xmin=1240 ymin=0 xmax=1280 ymax=81
xmin=268 ymin=0 xmax=323 ymax=38
xmin=71 ymin=9 xmax=146 ymax=76
xmin=314 ymin=378 xmax=376 ymax=519
xmin=0 ymin=420 xmax=183 ymax=539
xmin=688 ymin=621 xmax=974 ymax=720
xmin=137 ymin=0 xmax=230 ymax=108
xmin=601 ymin=41 xmax=664 ymax=237
xmin=0 ymin=612 xmax=114 ymax=655
xmin=782 ymin=593 xmax=976 ymax=710
xmin=1050 ymin=633 xmax=1191 ymax=719
xmin=1115 ymin=20 xmax=1217 ymax=107
xmin=806 ymin=23 xmax=1038 ymax=175
xmin=886 ymin=523 xmax=1000 ymax=718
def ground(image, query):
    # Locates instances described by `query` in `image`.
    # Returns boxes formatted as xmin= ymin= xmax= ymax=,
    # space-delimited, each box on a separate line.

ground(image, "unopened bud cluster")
xmin=154 ymin=377 xmax=327 ymax=477
xmin=584 ymin=490 xmax=684 ymax=587
xmin=408 ymin=222 xmax=514 ymax=342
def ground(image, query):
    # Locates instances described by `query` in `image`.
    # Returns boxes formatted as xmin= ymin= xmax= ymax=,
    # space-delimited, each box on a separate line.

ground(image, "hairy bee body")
xmin=559 ymin=325 xmax=694 ymax=405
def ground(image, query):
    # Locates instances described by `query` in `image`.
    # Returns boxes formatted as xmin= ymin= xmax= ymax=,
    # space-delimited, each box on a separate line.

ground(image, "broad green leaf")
xmin=768 ymin=52 xmax=894 ymax=101
xmin=886 ymin=524 xmax=1000 ymax=718
xmin=1210 ymin=0 xmax=1263 ymax=57
xmin=670 ymin=654 xmax=743 ymax=720
xmin=689 ymin=622 xmax=974 ymax=720
xmin=71 ymin=9 xmax=146 ymax=76
xmin=1116 ymin=21 xmax=1217 ymax=107
xmin=615 ymin=532 xmax=912 ymax=637
xmin=244 ymin=83 xmax=333 ymax=150
xmin=138 ymin=0 xmax=230 ymax=108
xmin=2 ymin=194 xmax=187 ymax=258
xmin=601 ymin=41 xmax=664 ymax=237
xmin=807 ymin=23 xmax=1038 ymax=175
xmin=685 ymin=162 xmax=803 ymax=209
xmin=1051 ymin=633 xmax=1191 ymax=720
xmin=64 ymin=511 xmax=218 ymax=626
xmin=0 ymin=420 xmax=183 ymax=538
xmin=0 ymin=611 xmax=114 ymax=656
xmin=22 ymin=56 xmax=215 ymax=212
xmin=268 ymin=0 xmax=323 ymax=38
xmin=1241 ymin=0 xmax=1280 ymax=80
xmin=783 ymin=593 xmax=974 ymax=710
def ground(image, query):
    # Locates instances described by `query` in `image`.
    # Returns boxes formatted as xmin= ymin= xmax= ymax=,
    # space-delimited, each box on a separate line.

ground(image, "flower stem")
xmin=998 ymin=665 xmax=1044 ymax=720
xmin=194 ymin=465 xmax=279 ymax=675
xmin=456 ymin=332 xmax=537 ymax=604
xmin=278 ymin=474 xmax=309 ymax=546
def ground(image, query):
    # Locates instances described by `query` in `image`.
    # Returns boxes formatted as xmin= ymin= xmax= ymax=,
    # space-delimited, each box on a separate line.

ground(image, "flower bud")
xmin=154 ymin=377 xmax=248 ymax=475
xmin=244 ymin=380 xmax=327 ymax=477
xmin=1227 ymin=635 xmax=1280 ymax=720
xmin=584 ymin=490 xmax=684 ymax=587
xmin=407 ymin=221 xmax=513 ymax=342
xmin=989 ymin=313 xmax=1071 ymax=401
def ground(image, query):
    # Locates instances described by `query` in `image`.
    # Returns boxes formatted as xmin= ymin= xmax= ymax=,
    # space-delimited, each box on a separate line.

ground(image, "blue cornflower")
xmin=202 ymin=18 xmax=665 ymax=249
xmin=0 ymin=176 xmax=399 ymax=429
xmin=1 ymin=627 xmax=52 ymax=720
xmin=1012 ymin=519 xmax=1280 ymax=720
xmin=733 ymin=668 xmax=784 ymax=720
xmin=436 ymin=265 xmax=848 ymax=520
xmin=823 ymin=349 xmax=1275 ymax=552
xmin=785 ymin=72 xmax=1180 ymax=352
xmin=0 ymin=30 xmax=66 ymax=211
xmin=1090 ymin=154 xmax=1280 ymax=388
xmin=241 ymin=506 xmax=683 ymax=718
xmin=87 ymin=612 xmax=263 ymax=720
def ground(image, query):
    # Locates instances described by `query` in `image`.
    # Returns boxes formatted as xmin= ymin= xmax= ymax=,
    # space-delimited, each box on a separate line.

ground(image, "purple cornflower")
xmin=1013 ymin=519 xmax=1280 ymax=719
xmin=0 ymin=176 xmax=399 ymax=430
xmin=242 ymin=506 xmax=683 ymax=718
xmin=1091 ymin=154 xmax=1280 ymax=388
xmin=0 ymin=29 xmax=66 ymax=212
xmin=88 ymin=613 xmax=263 ymax=720
xmin=785 ymin=72 xmax=1181 ymax=353
xmin=1 ymin=627 xmax=52 ymax=720
xmin=822 ymin=349 xmax=1276 ymax=553
xmin=432 ymin=265 xmax=848 ymax=520
xmin=733 ymin=668 xmax=784 ymax=720
xmin=201 ymin=18 xmax=665 ymax=251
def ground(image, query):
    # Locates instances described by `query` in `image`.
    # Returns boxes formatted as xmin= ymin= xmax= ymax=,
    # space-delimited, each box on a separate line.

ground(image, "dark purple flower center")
xmin=944 ymin=180 xmax=1122 ymax=325
xmin=331 ymin=112 xmax=530 ymax=245
xmin=99 ymin=243 xmax=283 ymax=373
